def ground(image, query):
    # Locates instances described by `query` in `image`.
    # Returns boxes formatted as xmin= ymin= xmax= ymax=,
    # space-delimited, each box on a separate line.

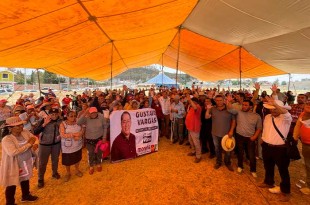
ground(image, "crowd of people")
xmin=0 ymin=84 xmax=309 ymax=204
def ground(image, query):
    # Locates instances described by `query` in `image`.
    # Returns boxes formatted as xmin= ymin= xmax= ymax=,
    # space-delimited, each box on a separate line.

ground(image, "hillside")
xmin=116 ymin=67 xmax=195 ymax=85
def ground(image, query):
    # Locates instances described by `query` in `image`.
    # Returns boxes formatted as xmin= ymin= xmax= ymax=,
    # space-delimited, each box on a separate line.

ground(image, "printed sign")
xmin=110 ymin=108 xmax=159 ymax=162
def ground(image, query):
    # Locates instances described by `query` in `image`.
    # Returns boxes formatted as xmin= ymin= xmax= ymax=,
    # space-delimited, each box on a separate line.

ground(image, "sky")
xmin=1 ymin=66 xmax=310 ymax=82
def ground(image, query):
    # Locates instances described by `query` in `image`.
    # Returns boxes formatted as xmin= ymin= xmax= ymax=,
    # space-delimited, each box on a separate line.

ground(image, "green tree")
xmin=14 ymin=70 xmax=25 ymax=84
xmin=273 ymin=79 xmax=279 ymax=85
xmin=27 ymin=70 xmax=36 ymax=84
xmin=43 ymin=71 xmax=58 ymax=84
xmin=281 ymin=81 xmax=287 ymax=85
xmin=251 ymin=78 xmax=258 ymax=83
xmin=89 ymin=79 xmax=95 ymax=85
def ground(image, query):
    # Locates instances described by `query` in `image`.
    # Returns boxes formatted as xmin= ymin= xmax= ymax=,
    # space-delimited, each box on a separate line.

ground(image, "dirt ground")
xmin=0 ymin=137 xmax=309 ymax=205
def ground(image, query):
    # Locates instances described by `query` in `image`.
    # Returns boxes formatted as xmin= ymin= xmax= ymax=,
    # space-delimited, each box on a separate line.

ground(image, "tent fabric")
xmin=146 ymin=72 xmax=176 ymax=86
xmin=0 ymin=0 xmax=309 ymax=81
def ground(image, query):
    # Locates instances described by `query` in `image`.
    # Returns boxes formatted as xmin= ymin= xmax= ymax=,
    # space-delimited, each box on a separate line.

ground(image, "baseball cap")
xmin=89 ymin=107 xmax=98 ymax=113
xmin=26 ymin=105 xmax=35 ymax=110
xmin=191 ymin=97 xmax=199 ymax=103
xmin=0 ymin=99 xmax=8 ymax=103
xmin=49 ymin=108 xmax=59 ymax=114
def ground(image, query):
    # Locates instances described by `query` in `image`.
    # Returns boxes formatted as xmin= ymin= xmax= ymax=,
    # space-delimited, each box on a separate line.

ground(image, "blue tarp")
xmin=145 ymin=72 xmax=177 ymax=88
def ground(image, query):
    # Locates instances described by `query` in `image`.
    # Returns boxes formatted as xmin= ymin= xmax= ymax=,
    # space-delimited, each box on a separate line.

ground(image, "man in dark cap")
xmin=34 ymin=108 xmax=62 ymax=188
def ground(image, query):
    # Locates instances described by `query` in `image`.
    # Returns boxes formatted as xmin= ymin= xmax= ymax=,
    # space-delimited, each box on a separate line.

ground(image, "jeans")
xmin=38 ymin=143 xmax=61 ymax=180
xmin=173 ymin=118 xmax=184 ymax=141
xmin=86 ymin=142 xmax=102 ymax=167
xmin=262 ymin=141 xmax=290 ymax=193
xmin=236 ymin=133 xmax=256 ymax=172
xmin=161 ymin=114 xmax=170 ymax=138
xmin=213 ymin=135 xmax=231 ymax=165
xmin=200 ymin=124 xmax=215 ymax=155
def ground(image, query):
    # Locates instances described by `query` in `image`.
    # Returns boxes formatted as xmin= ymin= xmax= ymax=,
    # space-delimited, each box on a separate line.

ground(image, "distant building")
xmin=0 ymin=70 xmax=15 ymax=89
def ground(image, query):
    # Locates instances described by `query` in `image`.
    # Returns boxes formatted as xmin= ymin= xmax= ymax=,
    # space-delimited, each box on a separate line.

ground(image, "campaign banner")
xmin=110 ymin=108 xmax=159 ymax=163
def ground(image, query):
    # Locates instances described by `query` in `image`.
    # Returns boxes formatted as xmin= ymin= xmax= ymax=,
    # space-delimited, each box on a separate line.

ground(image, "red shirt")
xmin=62 ymin=97 xmax=72 ymax=105
xmin=185 ymin=104 xmax=202 ymax=133
xmin=151 ymin=102 xmax=164 ymax=119
xmin=111 ymin=132 xmax=136 ymax=162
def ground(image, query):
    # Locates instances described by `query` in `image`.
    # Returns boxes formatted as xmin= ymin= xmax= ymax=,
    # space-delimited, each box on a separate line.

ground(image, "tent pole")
xmin=37 ymin=69 xmax=41 ymax=97
xmin=175 ymin=27 xmax=181 ymax=88
xmin=239 ymin=47 xmax=242 ymax=90
xmin=110 ymin=42 xmax=114 ymax=90
xmin=288 ymin=73 xmax=291 ymax=91
xmin=161 ymin=54 xmax=164 ymax=87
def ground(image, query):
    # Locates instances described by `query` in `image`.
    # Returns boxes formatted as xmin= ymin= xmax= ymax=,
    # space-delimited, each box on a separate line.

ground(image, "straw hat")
xmin=263 ymin=100 xmax=291 ymax=110
xmin=221 ymin=135 xmax=236 ymax=152
xmin=40 ymin=102 xmax=51 ymax=109
xmin=5 ymin=117 xmax=26 ymax=127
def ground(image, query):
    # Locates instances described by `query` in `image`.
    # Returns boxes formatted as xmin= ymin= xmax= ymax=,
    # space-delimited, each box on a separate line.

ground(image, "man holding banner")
xmin=111 ymin=111 xmax=137 ymax=162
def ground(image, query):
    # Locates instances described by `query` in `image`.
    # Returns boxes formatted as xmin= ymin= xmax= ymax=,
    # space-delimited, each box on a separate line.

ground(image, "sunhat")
xmin=263 ymin=100 xmax=291 ymax=110
xmin=221 ymin=135 xmax=236 ymax=152
xmin=5 ymin=117 xmax=26 ymax=127
xmin=41 ymin=102 xmax=51 ymax=108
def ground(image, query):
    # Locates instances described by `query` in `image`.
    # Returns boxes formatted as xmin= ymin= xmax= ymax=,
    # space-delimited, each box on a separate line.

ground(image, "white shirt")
xmin=159 ymin=96 xmax=171 ymax=115
xmin=19 ymin=112 xmax=39 ymax=131
xmin=262 ymin=112 xmax=292 ymax=145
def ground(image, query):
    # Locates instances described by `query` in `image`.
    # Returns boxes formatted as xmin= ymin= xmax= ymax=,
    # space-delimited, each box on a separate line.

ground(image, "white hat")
xmin=263 ymin=100 xmax=291 ymax=110
xmin=221 ymin=135 xmax=236 ymax=152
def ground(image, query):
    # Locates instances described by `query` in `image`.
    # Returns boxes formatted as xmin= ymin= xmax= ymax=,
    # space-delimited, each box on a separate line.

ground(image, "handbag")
xmin=272 ymin=117 xmax=301 ymax=160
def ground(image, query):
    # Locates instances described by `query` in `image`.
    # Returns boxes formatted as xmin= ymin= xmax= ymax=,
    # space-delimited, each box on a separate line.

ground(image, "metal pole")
xmin=110 ymin=42 xmax=114 ymax=90
xmin=175 ymin=28 xmax=181 ymax=88
xmin=161 ymin=54 xmax=164 ymax=87
xmin=239 ymin=47 xmax=242 ymax=90
xmin=37 ymin=69 xmax=41 ymax=96
xmin=288 ymin=73 xmax=291 ymax=91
